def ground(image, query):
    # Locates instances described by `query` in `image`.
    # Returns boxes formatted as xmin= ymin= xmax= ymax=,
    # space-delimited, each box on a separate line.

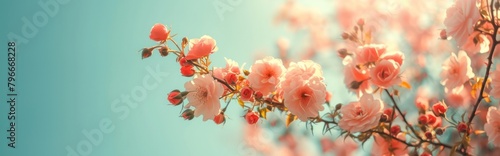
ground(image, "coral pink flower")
xmin=432 ymin=101 xmax=448 ymax=116
xmin=240 ymin=87 xmax=254 ymax=101
xmin=490 ymin=64 xmax=500 ymax=98
xmin=149 ymin=23 xmax=170 ymax=42
xmin=248 ymin=56 xmax=286 ymax=95
xmin=184 ymin=74 xmax=224 ymax=121
xmin=370 ymin=59 xmax=402 ymax=89
xmin=485 ymin=106 xmax=500 ymax=147
xmin=280 ymin=60 xmax=326 ymax=121
xmin=344 ymin=57 xmax=371 ymax=95
xmin=440 ymin=51 xmax=475 ymax=91
xmin=185 ymin=35 xmax=218 ymax=60
xmin=443 ymin=0 xmax=481 ymax=47
xmin=372 ymin=133 xmax=409 ymax=156
xmin=354 ymin=44 xmax=387 ymax=66
xmin=338 ymin=94 xmax=384 ymax=133
xmin=245 ymin=111 xmax=260 ymax=124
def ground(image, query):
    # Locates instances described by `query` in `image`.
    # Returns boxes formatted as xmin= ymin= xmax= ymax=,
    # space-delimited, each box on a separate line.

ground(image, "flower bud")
xmin=435 ymin=127 xmax=445 ymax=135
xmin=181 ymin=109 xmax=194 ymax=120
xmin=337 ymin=48 xmax=349 ymax=59
xmin=254 ymin=91 xmax=263 ymax=100
xmin=224 ymin=73 xmax=238 ymax=85
xmin=383 ymin=108 xmax=394 ymax=121
xmin=158 ymin=46 xmax=168 ymax=57
xmin=179 ymin=57 xmax=191 ymax=67
xmin=180 ymin=66 xmax=195 ymax=77
xmin=141 ymin=47 xmax=154 ymax=59
xmin=380 ymin=114 xmax=388 ymax=122
xmin=457 ymin=122 xmax=468 ymax=133
xmin=439 ymin=29 xmax=448 ymax=40
xmin=357 ymin=18 xmax=365 ymax=26
xmin=418 ymin=115 xmax=428 ymax=124
xmin=214 ymin=113 xmax=225 ymax=125
xmin=335 ymin=103 xmax=342 ymax=110
xmin=420 ymin=152 xmax=432 ymax=156
xmin=425 ymin=131 xmax=433 ymax=139
xmin=426 ymin=114 xmax=437 ymax=125
xmin=341 ymin=32 xmax=349 ymax=40
xmin=167 ymin=90 xmax=183 ymax=105
xmin=149 ymin=23 xmax=170 ymax=42
xmin=390 ymin=125 xmax=401 ymax=136
xmin=245 ymin=111 xmax=260 ymax=124
xmin=240 ymin=87 xmax=254 ymax=101
xmin=432 ymin=102 xmax=447 ymax=117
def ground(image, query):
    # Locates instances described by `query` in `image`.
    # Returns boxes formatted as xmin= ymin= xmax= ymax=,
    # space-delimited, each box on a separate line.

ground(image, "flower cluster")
xmin=143 ymin=23 xmax=329 ymax=125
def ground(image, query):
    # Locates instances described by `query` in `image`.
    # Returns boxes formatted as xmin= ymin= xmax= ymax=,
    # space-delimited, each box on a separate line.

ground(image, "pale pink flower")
xmin=212 ymin=58 xmax=240 ymax=84
xmin=381 ymin=51 xmax=405 ymax=66
xmin=462 ymin=31 xmax=490 ymax=55
xmin=415 ymin=96 xmax=429 ymax=111
xmin=247 ymin=56 xmax=286 ymax=95
xmin=370 ymin=59 xmax=402 ymax=89
xmin=185 ymin=35 xmax=218 ymax=60
xmin=485 ymin=106 xmax=500 ymax=147
xmin=445 ymin=87 xmax=471 ymax=108
xmin=490 ymin=64 xmax=500 ymax=99
xmin=440 ymin=51 xmax=474 ymax=91
xmin=338 ymin=94 xmax=384 ymax=133
xmin=354 ymin=44 xmax=387 ymax=66
xmin=443 ymin=0 xmax=481 ymax=47
xmin=372 ymin=133 xmax=409 ymax=156
xmin=184 ymin=74 xmax=224 ymax=121
xmin=281 ymin=60 xmax=326 ymax=121
xmin=344 ymin=57 xmax=371 ymax=95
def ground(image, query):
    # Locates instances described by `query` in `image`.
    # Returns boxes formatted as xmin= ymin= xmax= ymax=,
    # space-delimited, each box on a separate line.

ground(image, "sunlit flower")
xmin=440 ymin=51 xmax=474 ymax=91
xmin=184 ymin=74 xmax=224 ymax=121
xmin=185 ymin=35 xmax=218 ymax=60
xmin=338 ymin=94 xmax=384 ymax=133
xmin=248 ymin=56 xmax=286 ymax=95
xmin=443 ymin=0 xmax=481 ymax=47
xmin=370 ymin=59 xmax=402 ymax=89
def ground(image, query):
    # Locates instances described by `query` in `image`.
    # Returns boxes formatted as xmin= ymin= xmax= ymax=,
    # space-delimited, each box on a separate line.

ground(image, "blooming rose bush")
xmin=141 ymin=0 xmax=500 ymax=155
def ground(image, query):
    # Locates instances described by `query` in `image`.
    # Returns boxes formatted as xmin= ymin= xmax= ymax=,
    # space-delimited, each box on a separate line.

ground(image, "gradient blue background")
xmin=0 ymin=0 xmax=355 ymax=155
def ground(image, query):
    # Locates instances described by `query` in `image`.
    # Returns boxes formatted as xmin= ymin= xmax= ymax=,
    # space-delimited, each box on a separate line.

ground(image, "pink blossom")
xmin=415 ymin=96 xmax=429 ymax=112
xmin=343 ymin=57 xmax=371 ymax=95
xmin=370 ymin=59 xmax=402 ymax=89
xmin=372 ymin=133 xmax=409 ymax=156
xmin=462 ymin=31 xmax=490 ymax=55
xmin=338 ymin=94 xmax=384 ymax=133
xmin=381 ymin=51 xmax=405 ymax=66
xmin=440 ymin=51 xmax=474 ymax=91
xmin=185 ymin=35 xmax=218 ymax=60
xmin=354 ymin=44 xmax=387 ymax=66
xmin=485 ymin=106 xmax=500 ymax=147
xmin=443 ymin=0 xmax=481 ymax=47
xmin=184 ymin=74 xmax=224 ymax=121
xmin=248 ymin=56 xmax=286 ymax=95
xmin=490 ymin=64 xmax=500 ymax=99
xmin=281 ymin=60 xmax=326 ymax=121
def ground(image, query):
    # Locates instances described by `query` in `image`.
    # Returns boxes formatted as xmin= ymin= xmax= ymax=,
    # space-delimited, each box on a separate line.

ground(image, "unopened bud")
xmin=335 ymin=104 xmax=342 ymax=110
xmin=181 ymin=109 xmax=194 ymax=120
xmin=337 ymin=48 xmax=349 ymax=59
xmin=341 ymin=32 xmax=349 ymax=40
xmin=425 ymin=131 xmax=433 ymax=139
xmin=141 ymin=47 xmax=154 ymax=59
xmin=435 ymin=127 xmax=445 ymax=135
xmin=457 ymin=122 xmax=468 ymax=133
xmin=158 ymin=46 xmax=169 ymax=57
xmin=380 ymin=114 xmax=388 ymax=122
xmin=357 ymin=18 xmax=365 ymax=26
